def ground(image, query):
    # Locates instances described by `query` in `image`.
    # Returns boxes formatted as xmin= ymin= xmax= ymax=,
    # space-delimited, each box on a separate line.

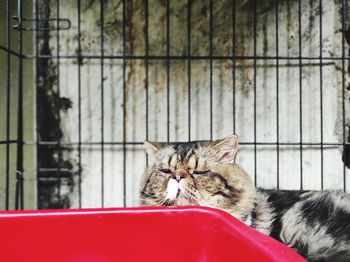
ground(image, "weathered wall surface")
xmin=42 ymin=0 xmax=350 ymax=208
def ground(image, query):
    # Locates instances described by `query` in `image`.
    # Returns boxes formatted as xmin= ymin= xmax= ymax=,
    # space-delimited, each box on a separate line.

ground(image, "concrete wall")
xmin=36 ymin=0 xmax=350 ymax=208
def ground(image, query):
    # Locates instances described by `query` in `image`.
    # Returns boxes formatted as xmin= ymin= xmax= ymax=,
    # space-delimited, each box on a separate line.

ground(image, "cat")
xmin=140 ymin=135 xmax=350 ymax=262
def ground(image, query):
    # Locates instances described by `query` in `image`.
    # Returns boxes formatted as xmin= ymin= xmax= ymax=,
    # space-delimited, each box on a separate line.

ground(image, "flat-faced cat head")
xmin=140 ymin=135 xmax=256 ymax=220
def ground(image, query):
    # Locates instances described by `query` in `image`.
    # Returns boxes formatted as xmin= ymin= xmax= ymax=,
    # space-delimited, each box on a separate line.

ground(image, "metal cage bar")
xmin=15 ymin=0 xmax=24 ymax=210
xmin=253 ymin=0 xmax=257 ymax=186
xmin=187 ymin=0 xmax=192 ymax=142
xmin=100 ymin=0 xmax=105 ymax=208
xmin=319 ymin=0 xmax=324 ymax=190
xmin=342 ymin=0 xmax=347 ymax=192
xmin=275 ymin=0 xmax=280 ymax=190
xmin=122 ymin=0 xmax=127 ymax=207
xmin=166 ymin=0 xmax=170 ymax=143
xmin=5 ymin=0 xmax=12 ymax=210
xmin=232 ymin=0 xmax=236 ymax=135
xmin=298 ymin=0 xmax=303 ymax=190
xmin=77 ymin=0 xmax=83 ymax=208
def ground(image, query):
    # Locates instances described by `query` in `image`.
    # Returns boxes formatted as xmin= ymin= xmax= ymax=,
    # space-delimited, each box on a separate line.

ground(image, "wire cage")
xmin=0 ymin=0 xmax=350 ymax=210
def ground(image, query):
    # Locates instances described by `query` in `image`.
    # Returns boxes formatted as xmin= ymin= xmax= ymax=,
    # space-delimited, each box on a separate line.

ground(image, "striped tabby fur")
xmin=140 ymin=135 xmax=350 ymax=261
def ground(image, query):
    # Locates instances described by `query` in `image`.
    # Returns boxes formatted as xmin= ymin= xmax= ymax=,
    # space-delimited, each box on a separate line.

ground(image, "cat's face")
xmin=140 ymin=135 xmax=255 ymax=218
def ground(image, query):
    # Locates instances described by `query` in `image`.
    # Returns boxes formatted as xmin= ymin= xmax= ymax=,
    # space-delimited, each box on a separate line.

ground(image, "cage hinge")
xmin=12 ymin=16 xmax=71 ymax=31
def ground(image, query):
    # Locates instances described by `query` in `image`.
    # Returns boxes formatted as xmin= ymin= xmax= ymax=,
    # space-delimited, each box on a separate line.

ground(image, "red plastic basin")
xmin=0 ymin=207 xmax=305 ymax=261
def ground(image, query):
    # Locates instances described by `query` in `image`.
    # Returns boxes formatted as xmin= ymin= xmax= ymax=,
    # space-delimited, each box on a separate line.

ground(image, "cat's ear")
xmin=212 ymin=135 xmax=239 ymax=164
xmin=144 ymin=140 xmax=161 ymax=156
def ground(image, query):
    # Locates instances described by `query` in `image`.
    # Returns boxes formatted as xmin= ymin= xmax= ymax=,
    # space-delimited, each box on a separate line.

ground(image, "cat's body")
xmin=140 ymin=135 xmax=350 ymax=261
xmin=255 ymin=189 xmax=350 ymax=261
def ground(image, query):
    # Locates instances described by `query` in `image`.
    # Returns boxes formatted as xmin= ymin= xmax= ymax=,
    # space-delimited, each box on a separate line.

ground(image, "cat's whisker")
xmin=140 ymin=191 xmax=171 ymax=206
xmin=140 ymin=190 xmax=157 ymax=198
xmin=137 ymin=193 xmax=170 ymax=207
xmin=159 ymin=195 xmax=173 ymax=206
xmin=182 ymin=187 xmax=208 ymax=206
xmin=159 ymin=198 xmax=167 ymax=205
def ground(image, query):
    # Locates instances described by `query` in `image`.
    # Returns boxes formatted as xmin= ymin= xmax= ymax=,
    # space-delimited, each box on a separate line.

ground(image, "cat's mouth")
xmin=163 ymin=178 xmax=198 ymax=206
xmin=176 ymin=188 xmax=181 ymax=197
xmin=165 ymin=178 xmax=184 ymax=201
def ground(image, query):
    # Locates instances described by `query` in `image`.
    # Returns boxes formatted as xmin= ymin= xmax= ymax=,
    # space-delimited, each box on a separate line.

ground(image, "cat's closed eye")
xmin=193 ymin=170 xmax=210 ymax=175
xmin=159 ymin=169 xmax=172 ymax=174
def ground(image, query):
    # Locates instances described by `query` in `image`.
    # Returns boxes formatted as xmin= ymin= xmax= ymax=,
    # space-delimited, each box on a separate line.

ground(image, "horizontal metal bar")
xmin=12 ymin=16 xmax=71 ymax=31
xmin=38 ymin=177 xmax=73 ymax=181
xmin=239 ymin=142 xmax=343 ymax=147
xmin=31 ymin=141 xmax=144 ymax=146
xmin=37 ymin=168 xmax=73 ymax=173
xmin=21 ymin=168 xmax=73 ymax=174
xmin=0 ymin=140 xmax=19 ymax=145
xmin=0 ymin=140 xmax=348 ymax=147
xmin=13 ymin=140 xmax=350 ymax=146
xmin=20 ymin=54 xmax=350 ymax=60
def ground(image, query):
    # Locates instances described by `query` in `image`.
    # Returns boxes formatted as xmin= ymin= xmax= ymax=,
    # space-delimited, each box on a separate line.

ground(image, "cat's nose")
xmin=172 ymin=170 xmax=187 ymax=182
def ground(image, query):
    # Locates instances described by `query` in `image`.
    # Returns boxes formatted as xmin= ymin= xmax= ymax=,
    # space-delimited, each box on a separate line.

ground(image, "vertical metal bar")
xmin=253 ymin=0 xmax=257 ymax=186
xmin=166 ymin=0 xmax=170 ymax=142
xmin=209 ymin=0 xmax=213 ymax=140
xmin=15 ymin=0 xmax=24 ymax=210
xmin=5 ymin=0 xmax=11 ymax=210
xmin=232 ymin=0 xmax=236 ymax=134
xmin=341 ymin=0 xmax=346 ymax=192
xmin=319 ymin=0 xmax=323 ymax=190
xmin=187 ymin=0 xmax=191 ymax=142
xmin=298 ymin=0 xmax=303 ymax=190
xmin=56 ymin=0 xmax=62 ymax=205
xmin=16 ymin=0 xmax=22 ymax=26
xmin=275 ymin=0 xmax=280 ymax=189
xmin=145 ymin=0 xmax=149 ymax=164
xmin=122 ymin=0 xmax=127 ymax=207
xmin=77 ymin=0 xmax=82 ymax=207
xmin=35 ymin=0 xmax=39 ymax=209
xmin=100 ymin=0 xmax=105 ymax=207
